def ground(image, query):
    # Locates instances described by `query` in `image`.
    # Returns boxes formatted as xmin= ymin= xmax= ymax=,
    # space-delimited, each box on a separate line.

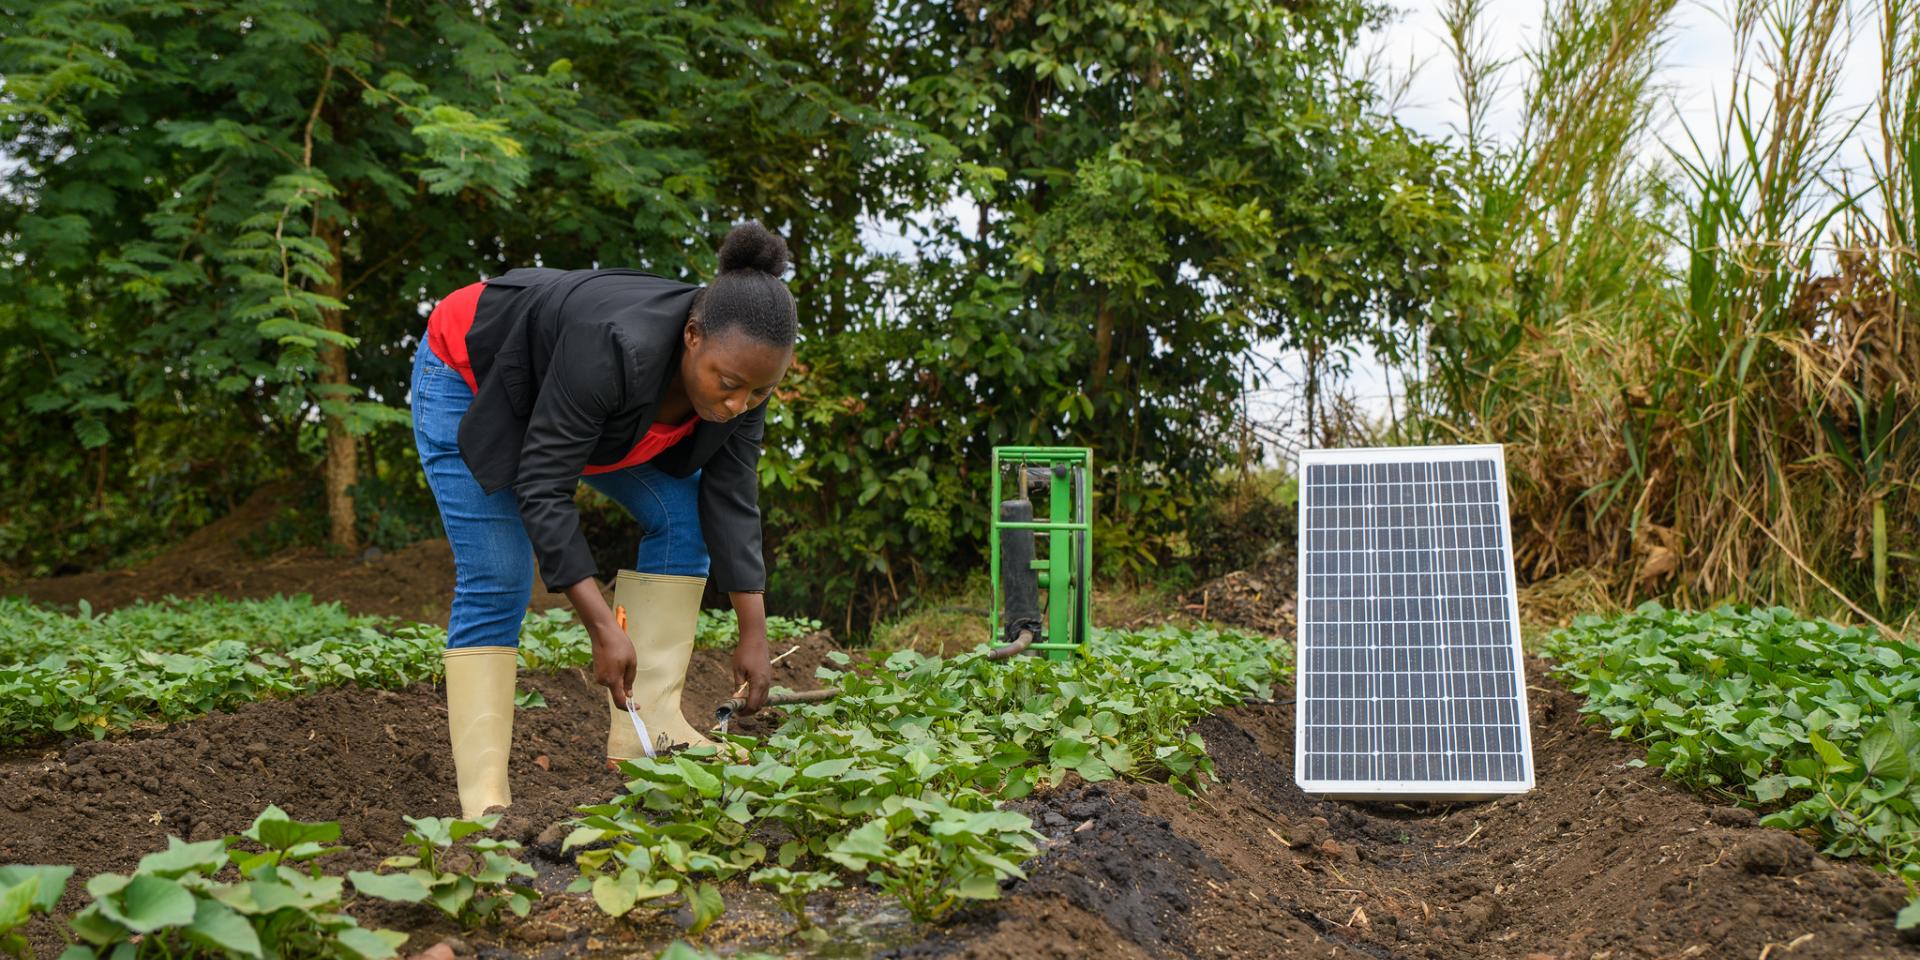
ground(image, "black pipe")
xmin=1000 ymin=497 xmax=1044 ymax=644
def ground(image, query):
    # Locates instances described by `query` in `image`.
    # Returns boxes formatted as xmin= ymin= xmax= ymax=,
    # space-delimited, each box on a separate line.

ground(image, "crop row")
xmin=0 ymin=596 xmax=385 ymax=662
xmin=1544 ymin=603 xmax=1920 ymax=928
xmin=0 ymin=601 xmax=821 ymax=747
xmin=567 ymin=624 xmax=1287 ymax=929
xmin=2 ymin=624 xmax=1288 ymax=956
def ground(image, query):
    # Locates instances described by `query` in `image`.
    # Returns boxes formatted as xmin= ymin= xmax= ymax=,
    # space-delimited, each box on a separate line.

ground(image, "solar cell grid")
xmin=1294 ymin=446 xmax=1535 ymax=799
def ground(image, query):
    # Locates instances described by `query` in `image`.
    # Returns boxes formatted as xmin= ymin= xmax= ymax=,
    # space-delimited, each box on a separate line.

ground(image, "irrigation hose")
xmin=711 ymin=628 xmax=1035 ymax=725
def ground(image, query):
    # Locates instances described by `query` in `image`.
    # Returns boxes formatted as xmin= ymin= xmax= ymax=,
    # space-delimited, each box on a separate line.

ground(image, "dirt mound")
xmin=1182 ymin=539 xmax=1296 ymax=636
xmin=7 ymin=504 xmax=557 ymax=626
xmin=910 ymin=655 xmax=1915 ymax=959
xmin=0 ymin=631 xmax=841 ymax=955
xmin=6 ymin=483 xmax=572 ymax=623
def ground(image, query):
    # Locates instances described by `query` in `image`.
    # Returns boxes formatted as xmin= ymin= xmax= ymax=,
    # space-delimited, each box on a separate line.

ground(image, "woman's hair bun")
xmin=717 ymin=220 xmax=790 ymax=276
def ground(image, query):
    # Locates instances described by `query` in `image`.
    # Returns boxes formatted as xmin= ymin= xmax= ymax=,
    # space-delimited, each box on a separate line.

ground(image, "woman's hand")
xmin=730 ymin=590 xmax=772 ymax=713
xmin=588 ymin=620 xmax=638 ymax=706
xmin=567 ymin=578 xmax=636 ymax=705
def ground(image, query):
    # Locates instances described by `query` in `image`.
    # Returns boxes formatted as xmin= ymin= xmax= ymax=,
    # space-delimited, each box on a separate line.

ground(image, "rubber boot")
xmin=607 ymin=570 xmax=713 ymax=762
xmin=444 ymin=646 xmax=516 ymax=817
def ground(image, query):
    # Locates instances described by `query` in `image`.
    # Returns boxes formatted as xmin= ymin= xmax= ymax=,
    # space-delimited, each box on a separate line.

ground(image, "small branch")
xmin=1726 ymin=497 xmax=1898 ymax=637
xmin=303 ymin=61 xmax=336 ymax=168
xmin=342 ymin=225 xmax=429 ymax=298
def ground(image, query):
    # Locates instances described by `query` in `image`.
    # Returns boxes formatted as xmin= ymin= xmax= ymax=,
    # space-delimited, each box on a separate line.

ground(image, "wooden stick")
xmin=728 ymin=644 xmax=802 ymax=699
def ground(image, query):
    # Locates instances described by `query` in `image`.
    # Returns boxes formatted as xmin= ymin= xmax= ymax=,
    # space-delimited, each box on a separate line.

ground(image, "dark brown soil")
xmin=0 ymin=633 xmax=841 ymax=957
xmin=902 ymin=656 xmax=1918 ymax=960
xmin=1182 ymin=541 xmax=1296 ymax=636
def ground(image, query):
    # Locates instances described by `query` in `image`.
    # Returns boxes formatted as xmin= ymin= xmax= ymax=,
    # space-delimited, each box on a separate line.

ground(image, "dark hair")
xmin=694 ymin=221 xmax=797 ymax=348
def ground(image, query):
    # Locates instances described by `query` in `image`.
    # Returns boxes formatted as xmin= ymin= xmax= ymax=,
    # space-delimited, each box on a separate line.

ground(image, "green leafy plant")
xmin=350 ymin=816 xmax=536 ymax=927
xmin=0 ymin=601 xmax=818 ymax=745
xmin=567 ymin=625 xmax=1287 ymax=926
xmin=58 ymin=807 xmax=406 ymax=959
xmin=0 ymin=865 xmax=72 ymax=958
xmin=823 ymin=799 xmax=1034 ymax=922
xmin=745 ymin=867 xmax=839 ymax=930
xmin=1546 ymin=604 xmax=1920 ymax=923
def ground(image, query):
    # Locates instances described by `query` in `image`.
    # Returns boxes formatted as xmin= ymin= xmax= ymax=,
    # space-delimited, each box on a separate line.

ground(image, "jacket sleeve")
xmin=514 ymin=324 xmax=623 ymax=592
xmin=700 ymin=400 xmax=768 ymax=593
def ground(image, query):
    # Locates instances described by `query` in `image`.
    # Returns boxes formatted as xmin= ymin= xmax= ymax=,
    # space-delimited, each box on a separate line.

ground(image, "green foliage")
xmin=0 ymin=595 xmax=385 ymax=663
xmin=1 ymin=0 xmax=1455 ymax=637
xmin=55 ymin=807 xmax=407 ymax=959
xmin=694 ymin=609 xmax=824 ymax=651
xmin=349 ymin=816 xmax=536 ymax=927
xmin=745 ymin=866 xmax=839 ymax=930
xmin=0 ymin=865 xmax=72 ymax=959
xmin=566 ymin=625 xmax=1287 ymax=925
xmin=761 ymin=0 xmax=1457 ymax=624
xmin=0 ymin=600 xmax=818 ymax=745
xmin=1545 ymin=604 xmax=1920 ymax=920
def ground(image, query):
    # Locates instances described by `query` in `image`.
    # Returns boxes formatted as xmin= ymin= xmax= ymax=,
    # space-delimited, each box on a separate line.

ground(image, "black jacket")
xmin=454 ymin=267 xmax=767 ymax=594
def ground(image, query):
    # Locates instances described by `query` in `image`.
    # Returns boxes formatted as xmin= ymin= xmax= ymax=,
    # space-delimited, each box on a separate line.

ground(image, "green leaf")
xmin=137 ymin=837 xmax=230 ymax=878
xmin=1048 ymin=736 xmax=1092 ymax=767
xmin=1897 ymin=898 xmax=1920 ymax=930
xmin=101 ymin=875 xmax=196 ymax=933
xmin=349 ymin=871 xmax=430 ymax=903
xmin=657 ymin=942 xmax=719 ymax=960
xmin=674 ymin=756 xmax=723 ymax=798
xmin=334 ymin=925 xmax=407 ymax=959
xmin=0 ymin=865 xmax=72 ymax=912
xmin=0 ymin=876 xmax=41 ymax=930
xmin=1808 ymin=731 xmax=1854 ymax=773
xmin=182 ymin=898 xmax=262 ymax=958
xmin=1857 ymin=722 xmax=1912 ymax=781
xmin=248 ymin=807 xmax=341 ymax=851
xmin=561 ymin=827 xmax=608 ymax=851
xmin=800 ymin=758 xmax=857 ymax=780
xmin=687 ymin=882 xmax=725 ymax=935
xmin=590 ymin=870 xmax=639 ymax=917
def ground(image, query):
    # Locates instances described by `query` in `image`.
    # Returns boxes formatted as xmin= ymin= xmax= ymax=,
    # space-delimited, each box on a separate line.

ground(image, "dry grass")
xmin=1422 ymin=0 xmax=1919 ymax=624
xmin=867 ymin=577 xmax=1206 ymax=656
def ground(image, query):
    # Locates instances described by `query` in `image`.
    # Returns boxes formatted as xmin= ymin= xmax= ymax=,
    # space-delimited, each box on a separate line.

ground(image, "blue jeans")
xmin=411 ymin=344 xmax=709 ymax=649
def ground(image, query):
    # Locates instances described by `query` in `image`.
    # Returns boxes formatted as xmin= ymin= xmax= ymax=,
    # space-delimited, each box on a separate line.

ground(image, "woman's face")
xmin=679 ymin=320 xmax=793 ymax=422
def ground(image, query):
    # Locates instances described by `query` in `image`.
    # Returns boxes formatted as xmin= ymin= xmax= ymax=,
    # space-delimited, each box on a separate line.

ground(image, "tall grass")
xmin=1416 ymin=0 xmax=1919 ymax=624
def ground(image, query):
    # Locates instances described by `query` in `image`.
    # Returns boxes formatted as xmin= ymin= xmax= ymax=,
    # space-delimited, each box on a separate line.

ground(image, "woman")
xmin=411 ymin=221 xmax=793 ymax=817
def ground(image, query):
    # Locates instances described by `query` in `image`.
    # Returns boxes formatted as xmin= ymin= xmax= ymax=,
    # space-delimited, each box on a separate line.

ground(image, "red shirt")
xmin=427 ymin=279 xmax=697 ymax=474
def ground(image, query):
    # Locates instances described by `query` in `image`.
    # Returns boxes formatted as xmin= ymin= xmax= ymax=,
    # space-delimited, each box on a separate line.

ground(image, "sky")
xmin=1234 ymin=0 xmax=1894 ymax=456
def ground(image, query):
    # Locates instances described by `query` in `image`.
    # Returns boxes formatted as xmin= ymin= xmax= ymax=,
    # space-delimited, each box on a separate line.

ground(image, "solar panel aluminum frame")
xmin=1293 ymin=443 xmax=1536 ymax=800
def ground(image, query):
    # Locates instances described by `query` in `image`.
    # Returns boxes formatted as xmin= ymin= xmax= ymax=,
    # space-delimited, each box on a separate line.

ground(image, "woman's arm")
xmin=569 ymin=579 xmax=635 ymax=707
xmin=730 ymin=591 xmax=771 ymax=712
xmin=516 ymin=324 xmax=635 ymax=702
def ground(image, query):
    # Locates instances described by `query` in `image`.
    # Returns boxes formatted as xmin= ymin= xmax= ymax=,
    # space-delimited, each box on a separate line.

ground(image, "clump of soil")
xmin=1181 ymin=539 xmax=1296 ymax=635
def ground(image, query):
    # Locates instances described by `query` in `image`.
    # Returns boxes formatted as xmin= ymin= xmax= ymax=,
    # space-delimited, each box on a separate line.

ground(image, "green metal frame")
xmin=989 ymin=446 xmax=1093 ymax=660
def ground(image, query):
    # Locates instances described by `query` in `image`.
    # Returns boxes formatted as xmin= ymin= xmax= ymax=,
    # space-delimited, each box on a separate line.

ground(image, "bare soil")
xmin=906 ymin=659 xmax=1917 ymax=960
xmin=1182 ymin=540 xmax=1296 ymax=637
xmin=0 ymin=634 xmax=842 ymax=957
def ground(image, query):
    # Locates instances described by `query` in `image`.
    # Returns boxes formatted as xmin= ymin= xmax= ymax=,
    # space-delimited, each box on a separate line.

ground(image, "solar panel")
xmin=1293 ymin=444 xmax=1535 ymax=800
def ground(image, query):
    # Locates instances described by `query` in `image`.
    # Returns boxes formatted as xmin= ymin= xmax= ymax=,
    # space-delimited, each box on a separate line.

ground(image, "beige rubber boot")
xmin=607 ymin=570 xmax=713 ymax=761
xmin=444 ymin=646 xmax=517 ymax=817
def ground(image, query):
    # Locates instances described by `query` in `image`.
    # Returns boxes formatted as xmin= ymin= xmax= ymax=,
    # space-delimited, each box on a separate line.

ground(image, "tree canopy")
xmin=1 ymin=0 xmax=1457 ymax=623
